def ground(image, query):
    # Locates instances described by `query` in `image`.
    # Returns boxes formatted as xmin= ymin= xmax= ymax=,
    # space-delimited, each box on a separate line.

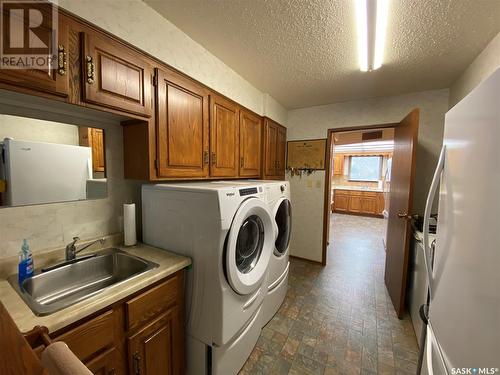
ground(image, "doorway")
xmin=321 ymin=109 xmax=419 ymax=318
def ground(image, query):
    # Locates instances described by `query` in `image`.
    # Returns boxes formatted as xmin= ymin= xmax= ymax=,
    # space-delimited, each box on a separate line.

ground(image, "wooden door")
xmin=156 ymin=68 xmax=209 ymax=178
xmin=0 ymin=8 xmax=69 ymax=97
xmin=81 ymin=31 xmax=152 ymax=117
xmin=85 ymin=347 xmax=117 ymax=375
xmin=210 ymin=95 xmax=239 ymax=177
xmin=384 ymin=109 xmax=419 ymax=318
xmin=239 ymin=109 xmax=261 ymax=177
xmin=276 ymin=126 xmax=287 ymax=177
xmin=127 ymin=307 xmax=183 ymax=375
xmin=263 ymin=120 xmax=277 ymax=177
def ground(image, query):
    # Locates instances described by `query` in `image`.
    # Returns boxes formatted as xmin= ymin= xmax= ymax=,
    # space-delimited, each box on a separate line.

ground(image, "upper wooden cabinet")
xmin=333 ymin=155 xmax=344 ymax=175
xmin=210 ymin=94 xmax=239 ymax=178
xmin=263 ymin=118 xmax=287 ymax=180
xmin=239 ymin=109 xmax=262 ymax=177
xmin=79 ymin=127 xmax=105 ymax=173
xmin=81 ymin=31 xmax=153 ymax=117
xmin=155 ymin=68 xmax=209 ymax=178
xmin=0 ymin=9 xmax=69 ymax=97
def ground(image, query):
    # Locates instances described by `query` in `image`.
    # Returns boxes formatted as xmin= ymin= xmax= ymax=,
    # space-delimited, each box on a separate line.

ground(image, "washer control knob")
xmin=280 ymin=185 xmax=285 ymax=193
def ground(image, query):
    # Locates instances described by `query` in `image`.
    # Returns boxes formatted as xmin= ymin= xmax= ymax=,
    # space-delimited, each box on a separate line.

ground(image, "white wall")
xmin=449 ymin=32 xmax=500 ymax=108
xmin=55 ymin=0 xmax=288 ymax=125
xmin=0 ymin=114 xmax=79 ymax=145
xmin=287 ymin=89 xmax=449 ymax=262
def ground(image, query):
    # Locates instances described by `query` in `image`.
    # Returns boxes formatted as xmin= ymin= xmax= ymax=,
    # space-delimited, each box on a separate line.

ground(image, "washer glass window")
xmin=275 ymin=200 xmax=291 ymax=255
xmin=235 ymin=215 xmax=264 ymax=274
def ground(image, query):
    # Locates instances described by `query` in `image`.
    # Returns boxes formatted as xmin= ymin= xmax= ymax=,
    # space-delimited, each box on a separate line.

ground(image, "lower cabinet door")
xmin=348 ymin=195 xmax=362 ymax=212
xmin=85 ymin=347 xmax=118 ymax=375
xmin=361 ymin=197 xmax=377 ymax=214
xmin=127 ymin=306 xmax=183 ymax=375
xmin=333 ymin=193 xmax=349 ymax=212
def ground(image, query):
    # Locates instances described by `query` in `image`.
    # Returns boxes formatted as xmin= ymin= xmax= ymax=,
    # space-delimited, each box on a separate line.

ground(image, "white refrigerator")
xmin=421 ymin=68 xmax=500 ymax=374
xmin=1 ymin=138 xmax=92 ymax=206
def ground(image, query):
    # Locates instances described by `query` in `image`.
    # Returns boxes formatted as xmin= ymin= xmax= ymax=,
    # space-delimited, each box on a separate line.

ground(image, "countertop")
xmin=333 ymin=185 xmax=384 ymax=192
xmin=0 ymin=243 xmax=191 ymax=333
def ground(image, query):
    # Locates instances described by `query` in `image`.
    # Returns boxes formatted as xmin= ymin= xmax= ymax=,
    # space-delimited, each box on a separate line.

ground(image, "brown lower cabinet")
xmin=49 ymin=270 xmax=185 ymax=375
xmin=333 ymin=189 xmax=384 ymax=217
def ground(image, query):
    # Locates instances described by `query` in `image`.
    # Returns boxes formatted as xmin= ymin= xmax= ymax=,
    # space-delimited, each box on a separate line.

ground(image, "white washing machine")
xmin=142 ymin=181 xmax=275 ymax=375
xmin=261 ymin=181 xmax=292 ymax=325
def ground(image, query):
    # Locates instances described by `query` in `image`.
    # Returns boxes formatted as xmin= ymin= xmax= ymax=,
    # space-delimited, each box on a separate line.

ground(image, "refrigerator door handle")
xmin=423 ymin=145 xmax=445 ymax=300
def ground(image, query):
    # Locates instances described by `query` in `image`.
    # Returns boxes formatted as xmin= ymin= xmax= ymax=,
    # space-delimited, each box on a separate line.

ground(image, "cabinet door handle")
xmin=240 ymin=156 xmax=244 ymax=168
xmin=203 ymin=150 xmax=209 ymax=165
xmin=57 ymin=44 xmax=67 ymax=76
xmin=211 ymin=152 xmax=216 ymax=165
xmin=86 ymin=55 xmax=95 ymax=84
xmin=133 ymin=352 xmax=141 ymax=375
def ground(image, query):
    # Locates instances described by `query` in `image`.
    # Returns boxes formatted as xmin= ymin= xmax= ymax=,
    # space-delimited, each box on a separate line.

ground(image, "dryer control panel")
xmin=239 ymin=187 xmax=258 ymax=196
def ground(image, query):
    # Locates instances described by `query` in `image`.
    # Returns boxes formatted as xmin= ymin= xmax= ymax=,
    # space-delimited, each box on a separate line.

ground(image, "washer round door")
xmin=226 ymin=198 xmax=274 ymax=295
xmin=273 ymin=198 xmax=292 ymax=256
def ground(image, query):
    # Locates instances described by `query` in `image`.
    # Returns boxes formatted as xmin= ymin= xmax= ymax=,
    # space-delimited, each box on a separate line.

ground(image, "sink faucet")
xmin=65 ymin=237 xmax=106 ymax=261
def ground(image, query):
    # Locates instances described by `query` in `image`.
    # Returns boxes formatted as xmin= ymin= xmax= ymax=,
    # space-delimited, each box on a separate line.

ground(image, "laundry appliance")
xmin=142 ymin=181 xmax=275 ymax=375
xmin=260 ymin=181 xmax=291 ymax=325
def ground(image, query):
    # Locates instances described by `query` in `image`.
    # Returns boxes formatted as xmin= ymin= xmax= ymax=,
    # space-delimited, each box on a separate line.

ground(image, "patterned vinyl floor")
xmin=239 ymin=213 xmax=419 ymax=375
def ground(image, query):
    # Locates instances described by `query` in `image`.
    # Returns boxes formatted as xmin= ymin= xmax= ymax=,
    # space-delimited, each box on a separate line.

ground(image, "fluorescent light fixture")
xmin=355 ymin=0 xmax=368 ymax=72
xmin=373 ymin=0 xmax=389 ymax=70
xmin=355 ymin=0 xmax=389 ymax=71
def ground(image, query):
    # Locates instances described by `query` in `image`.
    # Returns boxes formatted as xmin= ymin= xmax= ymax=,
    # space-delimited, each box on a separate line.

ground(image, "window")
xmin=349 ymin=156 xmax=382 ymax=181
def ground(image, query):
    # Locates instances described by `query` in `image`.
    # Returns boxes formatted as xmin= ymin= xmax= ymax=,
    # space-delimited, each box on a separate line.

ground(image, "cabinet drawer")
xmin=126 ymin=275 xmax=179 ymax=331
xmin=362 ymin=191 xmax=378 ymax=197
xmin=54 ymin=310 xmax=114 ymax=362
xmin=349 ymin=190 xmax=362 ymax=196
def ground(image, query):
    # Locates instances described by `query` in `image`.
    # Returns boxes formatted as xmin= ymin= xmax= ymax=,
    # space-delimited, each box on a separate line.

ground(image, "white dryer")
xmin=142 ymin=181 xmax=274 ymax=375
xmin=261 ymin=181 xmax=291 ymax=325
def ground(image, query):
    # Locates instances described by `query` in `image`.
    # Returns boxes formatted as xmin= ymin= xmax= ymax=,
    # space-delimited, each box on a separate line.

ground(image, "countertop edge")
xmin=0 ymin=243 xmax=191 ymax=333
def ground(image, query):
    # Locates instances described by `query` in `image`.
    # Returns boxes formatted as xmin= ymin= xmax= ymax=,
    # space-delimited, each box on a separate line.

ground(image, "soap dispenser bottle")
xmin=18 ymin=239 xmax=34 ymax=285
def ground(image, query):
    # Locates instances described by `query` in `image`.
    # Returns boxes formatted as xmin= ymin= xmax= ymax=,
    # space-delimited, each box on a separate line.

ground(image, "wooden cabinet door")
xmin=210 ymin=95 xmax=239 ymax=177
xmin=156 ymin=68 xmax=209 ymax=178
xmin=361 ymin=197 xmax=377 ymax=214
xmin=239 ymin=109 xmax=261 ymax=177
xmin=348 ymin=195 xmax=362 ymax=212
xmin=333 ymin=155 xmax=344 ymax=175
xmin=0 ymin=8 xmax=69 ymax=97
xmin=333 ymin=192 xmax=349 ymax=212
xmin=127 ymin=307 xmax=183 ymax=375
xmin=91 ymin=128 xmax=105 ymax=172
xmin=85 ymin=347 xmax=117 ymax=375
xmin=263 ymin=120 xmax=277 ymax=177
xmin=376 ymin=193 xmax=385 ymax=215
xmin=81 ymin=31 xmax=152 ymax=117
xmin=276 ymin=126 xmax=286 ymax=177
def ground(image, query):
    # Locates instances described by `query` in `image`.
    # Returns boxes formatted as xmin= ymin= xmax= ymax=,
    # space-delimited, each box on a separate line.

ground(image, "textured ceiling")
xmin=144 ymin=0 xmax=500 ymax=109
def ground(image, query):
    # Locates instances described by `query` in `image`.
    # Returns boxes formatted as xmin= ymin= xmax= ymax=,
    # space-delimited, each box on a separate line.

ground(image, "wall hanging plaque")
xmin=287 ymin=139 xmax=326 ymax=170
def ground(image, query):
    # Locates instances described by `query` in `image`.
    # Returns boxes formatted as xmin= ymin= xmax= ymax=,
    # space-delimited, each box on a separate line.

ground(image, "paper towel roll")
xmin=124 ymin=203 xmax=137 ymax=246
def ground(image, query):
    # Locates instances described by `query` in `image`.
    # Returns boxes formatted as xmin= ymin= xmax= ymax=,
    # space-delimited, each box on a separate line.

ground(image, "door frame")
xmin=321 ymin=123 xmax=398 ymax=265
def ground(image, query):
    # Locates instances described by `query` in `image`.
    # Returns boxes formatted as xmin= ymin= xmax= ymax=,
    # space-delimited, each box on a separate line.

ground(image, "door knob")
xmin=397 ymin=212 xmax=413 ymax=220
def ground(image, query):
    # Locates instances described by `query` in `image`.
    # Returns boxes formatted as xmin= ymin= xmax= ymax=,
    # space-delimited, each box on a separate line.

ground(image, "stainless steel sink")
xmin=8 ymin=248 xmax=159 ymax=316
